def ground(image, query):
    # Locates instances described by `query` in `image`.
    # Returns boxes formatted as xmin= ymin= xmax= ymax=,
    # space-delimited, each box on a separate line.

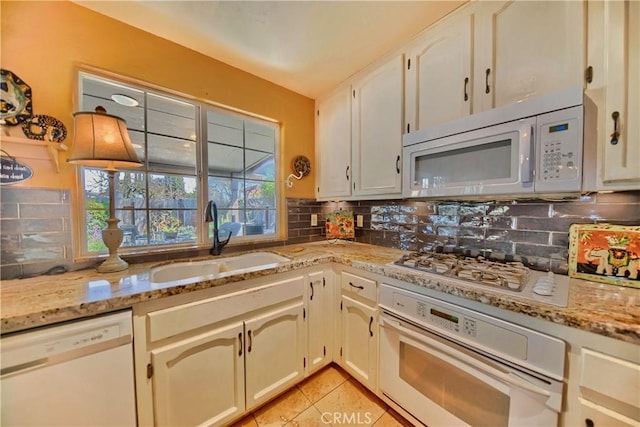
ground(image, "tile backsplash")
xmin=286 ymin=191 xmax=640 ymax=274
xmin=1 ymin=187 xmax=73 ymax=279
xmin=2 ymin=188 xmax=638 ymax=279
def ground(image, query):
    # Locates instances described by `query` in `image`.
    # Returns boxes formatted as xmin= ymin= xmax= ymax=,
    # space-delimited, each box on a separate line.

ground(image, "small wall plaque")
xmin=1 ymin=155 xmax=33 ymax=185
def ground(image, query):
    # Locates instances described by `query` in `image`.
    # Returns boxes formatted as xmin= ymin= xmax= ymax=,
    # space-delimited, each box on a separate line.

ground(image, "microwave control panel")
xmin=536 ymin=105 xmax=583 ymax=192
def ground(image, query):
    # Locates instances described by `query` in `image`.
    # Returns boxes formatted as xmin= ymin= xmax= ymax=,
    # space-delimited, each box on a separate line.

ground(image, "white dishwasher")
xmin=1 ymin=310 xmax=137 ymax=426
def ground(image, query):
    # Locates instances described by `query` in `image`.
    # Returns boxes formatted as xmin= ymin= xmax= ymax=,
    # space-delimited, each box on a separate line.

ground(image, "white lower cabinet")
xmin=134 ymin=273 xmax=307 ymax=426
xmin=151 ymin=321 xmax=245 ymax=426
xmin=338 ymin=271 xmax=378 ymax=392
xmin=244 ymin=301 xmax=305 ymax=409
xmin=307 ymin=270 xmax=334 ymax=374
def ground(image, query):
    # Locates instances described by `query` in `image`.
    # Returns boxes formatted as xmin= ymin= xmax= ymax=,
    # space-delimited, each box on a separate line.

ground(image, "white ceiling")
xmin=73 ymin=1 xmax=465 ymax=99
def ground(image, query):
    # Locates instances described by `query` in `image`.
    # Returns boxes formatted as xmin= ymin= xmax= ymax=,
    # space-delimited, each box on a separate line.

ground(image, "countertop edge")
xmin=1 ymin=243 xmax=639 ymax=344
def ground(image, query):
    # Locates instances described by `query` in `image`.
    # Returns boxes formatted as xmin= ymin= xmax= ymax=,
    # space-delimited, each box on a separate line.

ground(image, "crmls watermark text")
xmin=320 ymin=412 xmax=373 ymax=425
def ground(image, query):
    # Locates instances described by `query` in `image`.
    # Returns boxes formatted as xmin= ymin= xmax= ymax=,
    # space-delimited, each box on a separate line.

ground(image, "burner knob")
xmin=533 ymin=272 xmax=555 ymax=296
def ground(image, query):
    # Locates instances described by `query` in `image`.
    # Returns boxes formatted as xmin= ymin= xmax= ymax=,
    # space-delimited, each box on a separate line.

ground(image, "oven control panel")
xmin=387 ymin=288 xmax=530 ymax=361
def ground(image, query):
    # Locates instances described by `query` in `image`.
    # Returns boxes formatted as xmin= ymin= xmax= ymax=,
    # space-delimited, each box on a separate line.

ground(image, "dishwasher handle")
xmin=1 ymin=335 xmax=131 ymax=377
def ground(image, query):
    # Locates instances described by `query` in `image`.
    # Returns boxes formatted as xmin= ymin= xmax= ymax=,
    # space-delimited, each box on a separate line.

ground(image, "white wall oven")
xmin=379 ymin=284 xmax=565 ymax=427
xmin=402 ymin=86 xmax=584 ymax=199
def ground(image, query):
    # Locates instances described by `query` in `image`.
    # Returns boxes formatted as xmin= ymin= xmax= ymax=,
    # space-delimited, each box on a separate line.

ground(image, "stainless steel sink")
xmin=149 ymin=252 xmax=289 ymax=284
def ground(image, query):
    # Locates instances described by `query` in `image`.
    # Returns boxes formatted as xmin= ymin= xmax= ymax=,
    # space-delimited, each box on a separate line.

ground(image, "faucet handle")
xmin=221 ymin=231 xmax=232 ymax=247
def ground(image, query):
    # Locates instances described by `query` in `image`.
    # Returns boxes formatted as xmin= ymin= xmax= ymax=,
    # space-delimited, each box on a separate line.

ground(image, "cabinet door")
xmin=352 ymin=54 xmax=404 ymax=196
xmin=151 ymin=321 xmax=245 ymax=427
xmin=307 ymin=271 xmax=333 ymax=373
xmin=475 ymin=0 xmax=585 ymax=111
xmin=601 ymin=0 xmax=640 ymax=184
xmin=244 ymin=301 xmax=305 ymax=410
xmin=585 ymin=0 xmax=640 ymax=190
xmin=340 ymin=294 xmax=378 ymax=391
xmin=406 ymin=9 xmax=473 ymax=132
xmin=316 ymin=85 xmax=352 ymax=199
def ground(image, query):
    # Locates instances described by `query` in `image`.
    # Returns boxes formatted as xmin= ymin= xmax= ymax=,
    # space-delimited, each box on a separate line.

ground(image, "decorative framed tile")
xmin=568 ymin=223 xmax=640 ymax=288
xmin=326 ymin=210 xmax=354 ymax=240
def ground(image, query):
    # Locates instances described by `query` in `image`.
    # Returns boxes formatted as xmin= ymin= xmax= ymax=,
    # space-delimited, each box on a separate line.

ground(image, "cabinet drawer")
xmin=579 ymin=398 xmax=637 ymax=427
xmin=580 ymin=348 xmax=640 ymax=422
xmin=341 ymin=272 xmax=377 ymax=303
xmin=147 ymin=276 xmax=304 ymax=343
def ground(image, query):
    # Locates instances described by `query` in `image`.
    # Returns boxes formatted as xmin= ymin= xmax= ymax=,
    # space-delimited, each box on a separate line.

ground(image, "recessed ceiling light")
xmin=111 ymin=93 xmax=139 ymax=107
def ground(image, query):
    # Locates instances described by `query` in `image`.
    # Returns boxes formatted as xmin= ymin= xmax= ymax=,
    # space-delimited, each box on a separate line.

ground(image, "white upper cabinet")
xmin=584 ymin=0 xmax=640 ymax=190
xmin=475 ymin=0 xmax=585 ymax=111
xmin=405 ymin=0 xmax=586 ymax=133
xmin=316 ymin=85 xmax=352 ymax=199
xmin=352 ymin=54 xmax=404 ymax=197
xmin=405 ymin=9 xmax=473 ymax=132
xmin=316 ymin=54 xmax=404 ymax=200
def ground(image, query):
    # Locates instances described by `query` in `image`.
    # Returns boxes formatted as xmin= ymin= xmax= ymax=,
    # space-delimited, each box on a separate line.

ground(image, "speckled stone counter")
xmin=1 ymin=241 xmax=639 ymax=344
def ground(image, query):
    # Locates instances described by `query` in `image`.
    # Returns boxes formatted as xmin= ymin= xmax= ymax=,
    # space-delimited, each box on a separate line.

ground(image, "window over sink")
xmin=76 ymin=71 xmax=280 ymax=259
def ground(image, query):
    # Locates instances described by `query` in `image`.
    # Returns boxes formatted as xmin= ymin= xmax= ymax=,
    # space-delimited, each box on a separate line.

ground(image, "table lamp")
xmin=67 ymin=106 xmax=142 ymax=272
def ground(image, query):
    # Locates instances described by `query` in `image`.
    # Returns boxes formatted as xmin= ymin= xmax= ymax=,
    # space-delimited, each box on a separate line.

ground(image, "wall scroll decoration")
xmin=21 ymin=114 xmax=67 ymax=143
xmin=285 ymin=155 xmax=311 ymax=188
xmin=0 ymin=69 xmax=33 ymax=126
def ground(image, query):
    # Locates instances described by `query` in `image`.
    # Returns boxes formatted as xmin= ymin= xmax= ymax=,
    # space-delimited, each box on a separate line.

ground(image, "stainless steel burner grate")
xmin=395 ymin=252 xmax=530 ymax=292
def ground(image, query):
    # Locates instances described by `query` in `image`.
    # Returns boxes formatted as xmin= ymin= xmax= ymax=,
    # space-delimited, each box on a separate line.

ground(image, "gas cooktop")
xmin=392 ymin=251 xmax=570 ymax=307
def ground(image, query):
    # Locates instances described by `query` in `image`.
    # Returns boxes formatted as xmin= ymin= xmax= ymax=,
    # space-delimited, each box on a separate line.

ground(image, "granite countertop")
xmin=1 ymin=241 xmax=639 ymax=344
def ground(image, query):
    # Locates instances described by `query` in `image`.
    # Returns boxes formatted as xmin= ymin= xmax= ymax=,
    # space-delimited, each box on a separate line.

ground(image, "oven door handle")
xmin=381 ymin=316 xmax=552 ymax=401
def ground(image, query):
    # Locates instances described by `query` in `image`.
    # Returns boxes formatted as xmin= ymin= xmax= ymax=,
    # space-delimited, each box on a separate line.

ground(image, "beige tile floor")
xmin=231 ymin=364 xmax=414 ymax=427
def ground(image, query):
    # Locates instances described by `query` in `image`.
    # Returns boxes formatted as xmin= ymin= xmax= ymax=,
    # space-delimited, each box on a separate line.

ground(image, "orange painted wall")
xmin=0 ymin=0 xmax=315 ymax=198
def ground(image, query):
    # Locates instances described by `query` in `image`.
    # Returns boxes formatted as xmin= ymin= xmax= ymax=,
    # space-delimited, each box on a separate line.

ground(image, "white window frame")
xmin=74 ymin=70 xmax=281 ymax=261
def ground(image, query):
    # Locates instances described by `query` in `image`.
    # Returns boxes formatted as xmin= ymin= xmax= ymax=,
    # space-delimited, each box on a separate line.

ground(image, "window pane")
xmin=119 ymin=210 xmax=148 ymax=247
xmin=245 ymin=178 xmax=275 ymax=208
xmin=207 ymin=176 xmax=241 ymax=208
xmin=83 ymin=169 xmax=109 ymax=210
xmin=85 ymin=209 xmax=108 ymax=252
xmin=115 ymin=172 xmax=147 ymax=209
xmin=147 ymin=93 xmax=197 ymax=137
xmin=148 ymin=133 xmax=196 ymax=171
xmin=205 ymin=108 xmax=277 ymax=240
xmin=81 ymin=76 xmax=145 ymax=132
xmin=149 ymin=210 xmax=197 ymax=244
xmin=208 ymin=142 xmax=244 ymax=174
xmin=245 ymin=121 xmax=275 ymax=152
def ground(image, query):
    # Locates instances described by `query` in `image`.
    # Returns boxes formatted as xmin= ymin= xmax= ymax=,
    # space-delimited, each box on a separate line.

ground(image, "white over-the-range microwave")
xmin=403 ymin=86 xmax=592 ymax=199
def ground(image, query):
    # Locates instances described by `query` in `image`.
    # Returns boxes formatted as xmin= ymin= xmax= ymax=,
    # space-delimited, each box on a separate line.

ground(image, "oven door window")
xmin=400 ymin=339 xmax=510 ymax=427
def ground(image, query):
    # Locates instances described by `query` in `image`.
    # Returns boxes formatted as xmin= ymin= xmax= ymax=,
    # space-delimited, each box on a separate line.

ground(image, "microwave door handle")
xmin=381 ymin=315 xmax=552 ymax=400
xmin=521 ymin=125 xmax=535 ymax=183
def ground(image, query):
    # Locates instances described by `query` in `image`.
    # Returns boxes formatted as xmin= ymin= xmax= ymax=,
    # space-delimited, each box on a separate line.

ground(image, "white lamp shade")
xmin=68 ymin=108 xmax=142 ymax=171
